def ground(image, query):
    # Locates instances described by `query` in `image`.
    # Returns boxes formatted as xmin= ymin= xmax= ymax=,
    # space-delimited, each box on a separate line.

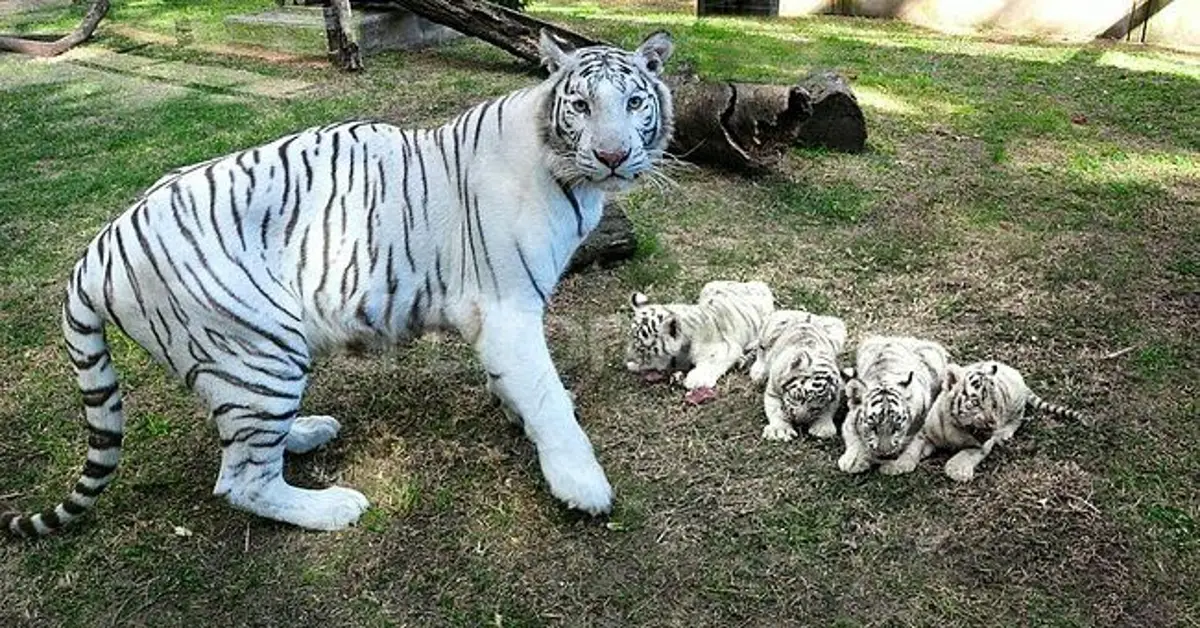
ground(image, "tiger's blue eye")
xmin=571 ymin=100 xmax=590 ymax=115
xmin=627 ymin=95 xmax=644 ymax=111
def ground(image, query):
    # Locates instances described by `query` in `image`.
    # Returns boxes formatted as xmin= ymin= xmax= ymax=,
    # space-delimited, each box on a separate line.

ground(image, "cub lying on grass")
xmin=624 ymin=280 xmax=774 ymax=404
xmin=749 ymin=310 xmax=848 ymax=442
xmin=838 ymin=335 xmax=950 ymax=474
xmin=876 ymin=360 xmax=1085 ymax=482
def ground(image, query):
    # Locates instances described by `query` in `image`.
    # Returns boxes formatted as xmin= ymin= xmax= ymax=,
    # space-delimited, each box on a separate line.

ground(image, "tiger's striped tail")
xmin=3 ymin=273 xmax=124 ymax=539
xmin=1026 ymin=392 xmax=1084 ymax=422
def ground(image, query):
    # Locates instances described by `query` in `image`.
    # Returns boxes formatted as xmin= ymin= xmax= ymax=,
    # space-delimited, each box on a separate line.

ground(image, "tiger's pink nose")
xmin=594 ymin=148 xmax=629 ymax=169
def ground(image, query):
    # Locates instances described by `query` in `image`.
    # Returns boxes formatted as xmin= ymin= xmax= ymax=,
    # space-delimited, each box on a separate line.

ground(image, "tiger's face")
xmin=539 ymin=30 xmax=675 ymax=192
xmin=845 ymin=372 xmax=921 ymax=459
xmin=780 ymin=361 xmax=843 ymax=424
xmin=623 ymin=292 xmax=688 ymax=375
xmin=945 ymin=362 xmax=1001 ymax=431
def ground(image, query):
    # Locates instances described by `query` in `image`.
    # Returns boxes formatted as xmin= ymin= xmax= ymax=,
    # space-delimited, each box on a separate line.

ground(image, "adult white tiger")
xmin=3 ymin=30 xmax=676 ymax=538
xmin=838 ymin=335 xmax=950 ymax=474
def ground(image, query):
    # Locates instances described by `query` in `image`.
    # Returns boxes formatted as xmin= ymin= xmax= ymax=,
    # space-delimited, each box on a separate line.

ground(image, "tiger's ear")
xmin=665 ymin=316 xmax=680 ymax=339
xmin=988 ymin=362 xmax=999 ymax=376
xmin=845 ymin=379 xmax=865 ymax=407
xmin=841 ymin=366 xmax=857 ymax=383
xmin=539 ymin=29 xmax=575 ymax=74
xmin=635 ymin=30 xmax=673 ymax=76
xmin=789 ymin=352 xmax=811 ymax=372
xmin=943 ymin=363 xmax=964 ymax=390
xmin=630 ymin=292 xmax=650 ymax=308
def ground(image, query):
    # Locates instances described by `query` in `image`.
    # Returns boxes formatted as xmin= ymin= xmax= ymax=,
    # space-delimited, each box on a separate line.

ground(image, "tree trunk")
xmin=324 ymin=0 xmax=364 ymax=71
xmin=0 ymin=0 xmax=110 ymax=57
xmin=361 ymin=0 xmax=865 ymax=169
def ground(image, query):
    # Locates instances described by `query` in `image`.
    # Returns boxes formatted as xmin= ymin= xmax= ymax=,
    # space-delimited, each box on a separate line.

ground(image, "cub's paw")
xmin=944 ymin=457 xmax=978 ymax=483
xmin=683 ymin=370 xmax=718 ymax=391
xmin=762 ymin=423 xmax=798 ymax=442
xmin=879 ymin=459 xmax=917 ymax=476
xmin=945 ymin=449 xmax=986 ymax=483
xmin=837 ymin=451 xmax=871 ymax=474
xmin=748 ymin=358 xmax=767 ymax=385
xmin=807 ymin=420 xmax=838 ymax=440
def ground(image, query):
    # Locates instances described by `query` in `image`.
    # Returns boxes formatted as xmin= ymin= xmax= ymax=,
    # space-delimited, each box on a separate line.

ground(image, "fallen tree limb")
xmin=0 ymin=0 xmax=110 ymax=57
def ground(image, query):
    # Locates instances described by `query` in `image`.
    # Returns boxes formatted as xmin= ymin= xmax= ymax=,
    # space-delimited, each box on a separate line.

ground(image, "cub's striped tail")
xmin=3 ymin=272 xmax=124 ymax=539
xmin=1026 ymin=392 xmax=1084 ymax=422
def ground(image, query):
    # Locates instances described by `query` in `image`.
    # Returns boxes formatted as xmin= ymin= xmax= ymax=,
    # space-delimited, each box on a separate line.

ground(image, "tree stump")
xmin=566 ymin=202 xmax=638 ymax=275
xmin=797 ymin=71 xmax=867 ymax=152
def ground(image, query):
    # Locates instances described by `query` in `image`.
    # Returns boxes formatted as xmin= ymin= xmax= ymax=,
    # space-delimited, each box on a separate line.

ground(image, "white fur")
xmin=625 ymin=280 xmax=775 ymax=390
xmin=838 ymin=336 xmax=949 ymax=474
xmin=11 ymin=32 xmax=677 ymax=536
xmin=882 ymin=360 xmax=1038 ymax=481
xmin=751 ymin=310 xmax=847 ymax=442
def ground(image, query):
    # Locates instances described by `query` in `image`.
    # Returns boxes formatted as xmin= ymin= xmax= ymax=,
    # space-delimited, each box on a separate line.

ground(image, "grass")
xmin=2 ymin=1 xmax=1199 ymax=626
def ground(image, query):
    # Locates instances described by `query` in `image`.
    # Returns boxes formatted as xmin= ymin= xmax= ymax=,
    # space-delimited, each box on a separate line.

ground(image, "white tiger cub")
xmin=749 ymin=310 xmax=847 ymax=442
xmin=880 ymin=360 xmax=1085 ymax=482
xmin=3 ymin=30 xmax=676 ymax=538
xmin=624 ymin=280 xmax=775 ymax=393
xmin=838 ymin=335 xmax=950 ymax=474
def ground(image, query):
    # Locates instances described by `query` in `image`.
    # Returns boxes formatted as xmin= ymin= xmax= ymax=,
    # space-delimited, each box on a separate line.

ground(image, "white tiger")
xmin=749 ymin=310 xmax=847 ymax=442
xmin=2 ymin=30 xmax=677 ymax=538
xmin=879 ymin=360 xmax=1085 ymax=482
xmin=624 ymin=280 xmax=775 ymax=392
xmin=838 ymin=335 xmax=950 ymax=474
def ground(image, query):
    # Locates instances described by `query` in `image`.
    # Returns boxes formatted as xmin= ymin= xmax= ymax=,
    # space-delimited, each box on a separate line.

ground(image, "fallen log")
xmin=0 ymin=0 xmax=110 ymax=57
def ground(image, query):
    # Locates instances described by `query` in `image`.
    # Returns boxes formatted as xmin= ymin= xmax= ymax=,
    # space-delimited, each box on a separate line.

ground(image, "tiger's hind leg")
xmin=204 ymin=368 xmax=368 ymax=530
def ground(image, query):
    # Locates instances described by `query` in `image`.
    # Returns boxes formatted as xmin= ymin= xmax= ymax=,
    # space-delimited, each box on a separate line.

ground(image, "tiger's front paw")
xmin=944 ymin=456 xmax=979 ymax=483
xmin=683 ymin=369 xmax=718 ymax=390
xmin=762 ymin=422 xmax=798 ymax=442
xmin=807 ymin=419 xmax=837 ymax=440
xmin=838 ymin=450 xmax=871 ymax=474
xmin=538 ymin=447 xmax=614 ymax=515
xmin=879 ymin=458 xmax=917 ymax=476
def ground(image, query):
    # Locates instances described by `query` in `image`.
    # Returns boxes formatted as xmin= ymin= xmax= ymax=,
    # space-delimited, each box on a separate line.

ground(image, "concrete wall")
xmin=1143 ymin=0 xmax=1200 ymax=47
xmin=770 ymin=0 xmax=1200 ymax=48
